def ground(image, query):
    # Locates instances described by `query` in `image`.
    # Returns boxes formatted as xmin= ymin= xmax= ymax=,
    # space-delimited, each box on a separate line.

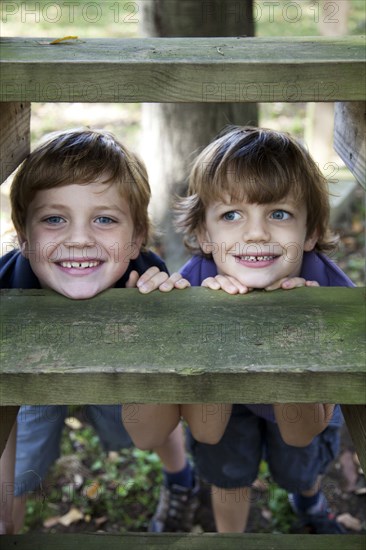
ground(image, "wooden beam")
xmin=1 ymin=287 xmax=365 ymax=405
xmin=2 ymin=533 xmax=365 ymax=549
xmin=0 ymin=102 xmax=30 ymax=184
xmin=0 ymin=37 xmax=364 ymax=103
xmin=334 ymin=102 xmax=366 ymax=189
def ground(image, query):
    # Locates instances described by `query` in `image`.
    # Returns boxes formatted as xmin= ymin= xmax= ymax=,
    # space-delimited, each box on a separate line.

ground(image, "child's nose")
xmin=64 ymin=223 xmax=95 ymax=248
xmin=242 ymin=219 xmax=270 ymax=242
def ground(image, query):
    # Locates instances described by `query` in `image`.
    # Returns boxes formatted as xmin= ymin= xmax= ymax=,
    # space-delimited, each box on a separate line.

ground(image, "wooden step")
xmin=0 ymin=36 xmax=364 ymax=103
xmin=2 ymin=533 xmax=366 ymax=549
xmin=1 ymin=287 xmax=364 ymax=405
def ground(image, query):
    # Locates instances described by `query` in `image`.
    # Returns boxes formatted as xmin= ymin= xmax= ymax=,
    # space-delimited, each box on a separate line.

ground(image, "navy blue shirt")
xmin=0 ymin=248 xmax=168 ymax=290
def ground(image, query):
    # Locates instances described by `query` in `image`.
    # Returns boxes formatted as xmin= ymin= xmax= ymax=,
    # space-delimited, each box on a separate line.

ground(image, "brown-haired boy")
xmin=0 ymin=128 xmax=193 ymax=533
xmin=174 ymin=125 xmax=354 ymax=533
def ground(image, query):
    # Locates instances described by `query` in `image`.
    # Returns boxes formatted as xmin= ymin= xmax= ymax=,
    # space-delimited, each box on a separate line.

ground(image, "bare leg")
xmin=211 ymin=485 xmax=251 ymax=532
xmin=181 ymin=404 xmax=232 ymax=444
xmin=122 ymin=404 xmax=180 ymax=449
xmin=153 ymin=423 xmax=187 ymax=473
xmin=0 ymin=421 xmax=17 ymax=534
xmin=13 ymin=495 xmax=26 ymax=533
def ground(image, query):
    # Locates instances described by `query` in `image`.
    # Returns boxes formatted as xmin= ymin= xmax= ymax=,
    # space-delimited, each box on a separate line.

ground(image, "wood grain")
xmin=0 ymin=36 xmax=364 ymax=103
xmin=1 ymin=287 xmax=364 ymax=404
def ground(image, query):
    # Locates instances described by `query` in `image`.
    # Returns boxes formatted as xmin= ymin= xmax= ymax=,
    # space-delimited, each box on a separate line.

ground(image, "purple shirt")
xmin=180 ymin=251 xmax=355 ymax=289
xmin=180 ymin=251 xmax=354 ymax=425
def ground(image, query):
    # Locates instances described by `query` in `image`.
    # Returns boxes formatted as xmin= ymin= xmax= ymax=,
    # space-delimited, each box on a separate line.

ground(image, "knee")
xmin=128 ymin=432 xmax=168 ymax=450
xmin=190 ymin=427 xmax=224 ymax=445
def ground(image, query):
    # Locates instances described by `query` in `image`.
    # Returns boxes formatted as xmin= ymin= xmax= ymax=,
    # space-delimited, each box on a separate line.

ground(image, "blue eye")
xmin=271 ymin=210 xmax=291 ymax=220
xmin=44 ymin=216 xmax=65 ymax=224
xmin=223 ymin=211 xmax=240 ymax=221
xmin=95 ymin=216 xmax=115 ymax=224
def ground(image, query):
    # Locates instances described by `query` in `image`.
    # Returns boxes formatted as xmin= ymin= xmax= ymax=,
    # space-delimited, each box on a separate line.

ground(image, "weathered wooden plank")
xmin=1 ymin=533 xmax=365 ymax=549
xmin=334 ymin=102 xmax=366 ymax=189
xmin=342 ymin=405 xmax=366 ymax=475
xmin=0 ymin=287 xmax=365 ymax=404
xmin=0 ymin=37 xmax=364 ymax=103
xmin=0 ymin=102 xmax=30 ymax=184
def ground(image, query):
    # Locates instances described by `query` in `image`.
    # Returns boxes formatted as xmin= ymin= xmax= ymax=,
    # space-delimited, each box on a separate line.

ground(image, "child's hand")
xmin=265 ymin=277 xmax=319 ymax=291
xmin=126 ymin=267 xmax=190 ymax=294
xmin=202 ymin=275 xmax=251 ymax=295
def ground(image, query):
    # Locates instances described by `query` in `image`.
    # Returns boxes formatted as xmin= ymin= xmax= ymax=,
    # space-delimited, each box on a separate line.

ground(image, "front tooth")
xmin=61 ymin=261 xmax=98 ymax=268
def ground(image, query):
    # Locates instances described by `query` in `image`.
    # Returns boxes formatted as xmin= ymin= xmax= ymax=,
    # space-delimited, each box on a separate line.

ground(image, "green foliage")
xmin=23 ymin=420 xmax=163 ymax=533
xmin=258 ymin=460 xmax=296 ymax=534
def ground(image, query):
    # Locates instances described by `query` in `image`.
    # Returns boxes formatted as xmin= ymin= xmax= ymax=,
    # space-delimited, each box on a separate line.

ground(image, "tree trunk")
xmin=140 ymin=0 xmax=257 ymax=270
xmin=305 ymin=0 xmax=350 ymax=169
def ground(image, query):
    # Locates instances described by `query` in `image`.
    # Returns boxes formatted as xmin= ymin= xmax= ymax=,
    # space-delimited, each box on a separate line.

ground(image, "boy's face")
xmin=20 ymin=181 xmax=142 ymax=299
xmin=198 ymin=195 xmax=317 ymax=289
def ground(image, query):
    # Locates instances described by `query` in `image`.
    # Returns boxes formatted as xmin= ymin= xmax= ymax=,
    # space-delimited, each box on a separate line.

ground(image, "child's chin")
xmin=58 ymin=285 xmax=104 ymax=300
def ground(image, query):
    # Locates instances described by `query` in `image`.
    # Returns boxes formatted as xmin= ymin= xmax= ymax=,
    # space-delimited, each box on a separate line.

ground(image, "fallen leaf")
xmin=43 ymin=515 xmax=61 ymax=528
xmin=85 ymin=481 xmax=100 ymax=499
xmin=336 ymin=513 xmax=362 ymax=532
xmin=108 ymin=451 xmax=120 ymax=462
xmin=37 ymin=36 xmax=79 ymax=46
xmin=351 ymin=220 xmax=364 ymax=233
xmin=58 ymin=507 xmax=84 ymax=527
xmin=261 ymin=508 xmax=272 ymax=521
xmin=94 ymin=516 xmax=108 ymax=527
xmin=50 ymin=36 xmax=78 ymax=44
xmin=64 ymin=416 xmax=83 ymax=430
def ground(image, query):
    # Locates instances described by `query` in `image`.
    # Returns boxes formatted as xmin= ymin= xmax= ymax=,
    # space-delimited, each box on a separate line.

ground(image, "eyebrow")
xmin=211 ymin=198 xmax=301 ymax=212
xmin=32 ymin=204 xmax=128 ymax=214
xmin=32 ymin=204 xmax=69 ymax=213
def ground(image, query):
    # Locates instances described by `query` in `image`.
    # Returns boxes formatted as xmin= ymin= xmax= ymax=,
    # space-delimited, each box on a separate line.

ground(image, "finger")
xmin=160 ymin=272 xmax=191 ymax=291
xmin=170 ymin=272 xmax=191 ymax=289
xmin=282 ymin=277 xmax=312 ymax=289
xmin=305 ymin=280 xmax=320 ymax=287
xmin=226 ymin=276 xmax=249 ymax=295
xmin=138 ymin=271 xmax=169 ymax=294
xmin=136 ymin=266 xmax=160 ymax=288
xmin=125 ymin=270 xmax=140 ymax=288
xmin=265 ymin=277 xmax=288 ymax=291
xmin=215 ymin=275 xmax=242 ymax=295
xmin=202 ymin=277 xmax=221 ymax=290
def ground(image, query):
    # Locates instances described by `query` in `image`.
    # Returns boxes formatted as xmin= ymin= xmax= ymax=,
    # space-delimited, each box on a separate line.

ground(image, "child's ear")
xmin=17 ymin=233 xmax=29 ymax=258
xmin=304 ymin=229 xmax=319 ymax=252
xmin=130 ymin=234 xmax=144 ymax=260
xmin=196 ymin=226 xmax=215 ymax=256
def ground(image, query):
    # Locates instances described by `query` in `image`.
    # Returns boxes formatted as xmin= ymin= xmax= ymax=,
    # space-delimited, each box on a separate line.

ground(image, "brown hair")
xmin=176 ymin=126 xmax=337 ymax=254
xmin=10 ymin=128 xmax=151 ymax=245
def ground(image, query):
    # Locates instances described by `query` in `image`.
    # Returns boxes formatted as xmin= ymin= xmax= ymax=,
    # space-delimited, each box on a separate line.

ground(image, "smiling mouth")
xmin=235 ymin=255 xmax=277 ymax=262
xmin=58 ymin=261 xmax=101 ymax=269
